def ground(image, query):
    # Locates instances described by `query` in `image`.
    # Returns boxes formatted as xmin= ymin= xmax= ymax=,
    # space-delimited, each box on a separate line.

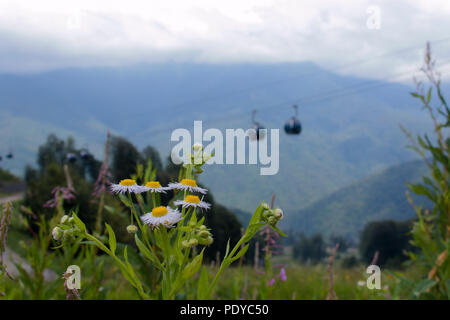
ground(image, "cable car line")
xmin=126 ymin=36 xmax=450 ymax=123
xmin=129 ymin=59 xmax=450 ymax=141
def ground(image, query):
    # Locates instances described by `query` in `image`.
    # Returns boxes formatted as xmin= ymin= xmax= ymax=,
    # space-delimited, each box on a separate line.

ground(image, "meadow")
xmin=0 ymin=206 xmax=421 ymax=301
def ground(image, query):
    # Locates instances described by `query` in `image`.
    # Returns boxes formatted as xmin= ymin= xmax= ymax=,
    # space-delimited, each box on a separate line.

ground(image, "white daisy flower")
xmin=141 ymin=206 xmax=182 ymax=228
xmin=140 ymin=181 xmax=169 ymax=193
xmin=110 ymin=179 xmax=145 ymax=194
xmin=174 ymin=195 xmax=211 ymax=211
xmin=168 ymin=179 xmax=208 ymax=194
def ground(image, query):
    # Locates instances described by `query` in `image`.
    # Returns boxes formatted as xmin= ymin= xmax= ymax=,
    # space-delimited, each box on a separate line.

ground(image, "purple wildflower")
xmin=279 ymin=268 xmax=287 ymax=281
xmin=43 ymin=186 xmax=76 ymax=208
xmin=92 ymin=161 xmax=111 ymax=199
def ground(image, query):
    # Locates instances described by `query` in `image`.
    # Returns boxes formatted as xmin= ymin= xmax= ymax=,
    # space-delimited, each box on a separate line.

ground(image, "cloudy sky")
xmin=1 ymin=0 xmax=450 ymax=80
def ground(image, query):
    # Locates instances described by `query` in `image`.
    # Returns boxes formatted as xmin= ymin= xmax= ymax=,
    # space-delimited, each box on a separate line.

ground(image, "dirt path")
xmin=1 ymin=192 xmax=58 ymax=282
xmin=2 ymin=246 xmax=58 ymax=282
xmin=0 ymin=192 xmax=23 ymax=204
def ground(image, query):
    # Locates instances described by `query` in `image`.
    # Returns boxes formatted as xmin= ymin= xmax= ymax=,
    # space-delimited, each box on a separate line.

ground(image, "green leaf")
xmin=270 ymin=225 xmax=287 ymax=237
xmin=123 ymin=246 xmax=141 ymax=288
xmin=413 ymin=279 xmax=438 ymax=297
xmin=105 ymin=223 xmax=116 ymax=255
xmin=197 ymin=267 xmax=209 ymax=300
xmin=408 ymin=183 xmax=435 ymax=201
xmin=248 ymin=203 xmax=264 ymax=226
xmin=224 ymin=239 xmax=231 ymax=258
xmin=182 ymin=249 xmax=204 ymax=280
xmin=119 ymin=194 xmax=132 ymax=207
xmin=71 ymin=213 xmax=86 ymax=233
xmin=231 ymin=243 xmax=250 ymax=262
xmin=134 ymin=234 xmax=163 ymax=270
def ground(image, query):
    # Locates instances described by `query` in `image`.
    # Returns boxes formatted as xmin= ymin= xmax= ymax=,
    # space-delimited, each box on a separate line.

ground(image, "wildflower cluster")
xmin=51 ymin=214 xmax=82 ymax=243
xmin=262 ymin=206 xmax=284 ymax=226
xmin=181 ymin=222 xmax=213 ymax=248
xmin=53 ymin=144 xmax=285 ymax=300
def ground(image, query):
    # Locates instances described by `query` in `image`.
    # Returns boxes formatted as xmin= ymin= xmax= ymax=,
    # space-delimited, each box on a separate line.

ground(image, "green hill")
xmin=283 ymin=159 xmax=431 ymax=240
xmin=0 ymin=168 xmax=23 ymax=196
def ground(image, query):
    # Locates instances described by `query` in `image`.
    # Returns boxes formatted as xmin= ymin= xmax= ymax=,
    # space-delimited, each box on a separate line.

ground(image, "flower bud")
xmin=205 ymin=236 xmax=213 ymax=245
xmin=182 ymin=240 xmax=190 ymax=248
xmin=192 ymin=143 xmax=204 ymax=152
xmin=189 ymin=221 xmax=197 ymax=227
xmin=273 ymin=208 xmax=283 ymax=220
xmin=268 ymin=216 xmax=277 ymax=226
xmin=199 ymin=225 xmax=207 ymax=231
xmin=52 ymin=226 xmax=63 ymax=241
xmin=262 ymin=202 xmax=270 ymax=210
xmin=126 ymin=225 xmax=138 ymax=234
xmin=188 ymin=238 xmax=199 ymax=246
xmin=68 ymin=217 xmax=75 ymax=224
xmin=199 ymin=230 xmax=210 ymax=239
xmin=60 ymin=215 xmax=69 ymax=224
xmin=63 ymin=229 xmax=74 ymax=241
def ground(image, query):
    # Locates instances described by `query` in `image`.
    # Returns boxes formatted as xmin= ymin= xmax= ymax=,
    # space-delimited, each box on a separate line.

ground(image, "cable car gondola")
xmin=80 ymin=149 xmax=91 ymax=160
xmin=248 ymin=110 xmax=266 ymax=141
xmin=284 ymin=105 xmax=302 ymax=135
xmin=66 ymin=153 xmax=77 ymax=163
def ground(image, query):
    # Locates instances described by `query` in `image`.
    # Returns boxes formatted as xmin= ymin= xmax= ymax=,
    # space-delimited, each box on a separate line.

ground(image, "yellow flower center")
xmin=185 ymin=195 xmax=200 ymax=203
xmin=146 ymin=181 xmax=161 ymax=188
xmin=180 ymin=179 xmax=197 ymax=187
xmin=120 ymin=179 xmax=136 ymax=186
xmin=152 ymin=206 xmax=169 ymax=217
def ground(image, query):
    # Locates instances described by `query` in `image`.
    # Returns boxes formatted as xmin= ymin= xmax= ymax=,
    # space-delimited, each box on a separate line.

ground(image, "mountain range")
xmin=0 ymin=62 xmax=440 ymax=229
xmin=282 ymin=159 xmax=431 ymax=239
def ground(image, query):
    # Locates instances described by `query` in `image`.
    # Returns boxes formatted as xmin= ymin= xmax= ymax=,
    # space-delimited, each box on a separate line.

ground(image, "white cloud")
xmin=0 ymin=0 xmax=449 ymax=81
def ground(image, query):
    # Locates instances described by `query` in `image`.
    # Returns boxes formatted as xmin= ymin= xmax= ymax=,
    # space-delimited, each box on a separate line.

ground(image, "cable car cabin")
xmin=66 ymin=153 xmax=77 ymax=163
xmin=284 ymin=104 xmax=302 ymax=135
xmin=284 ymin=118 xmax=302 ymax=135
xmin=248 ymin=110 xmax=266 ymax=141
xmin=248 ymin=123 xmax=266 ymax=141
xmin=80 ymin=150 xmax=90 ymax=160
xmin=6 ymin=152 xmax=13 ymax=159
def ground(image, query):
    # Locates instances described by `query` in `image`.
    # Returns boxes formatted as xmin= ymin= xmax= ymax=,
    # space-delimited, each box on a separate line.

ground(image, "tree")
xmin=359 ymin=220 xmax=412 ymax=267
xmin=142 ymin=145 xmax=163 ymax=173
xmin=24 ymin=162 xmax=98 ymax=229
xmin=110 ymin=136 xmax=142 ymax=181
xmin=329 ymin=234 xmax=352 ymax=253
xmin=36 ymin=134 xmax=100 ymax=181
xmin=37 ymin=134 xmax=67 ymax=171
xmin=293 ymin=233 xmax=326 ymax=264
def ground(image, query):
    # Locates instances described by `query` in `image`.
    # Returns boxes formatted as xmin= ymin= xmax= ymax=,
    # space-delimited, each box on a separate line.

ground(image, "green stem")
xmin=151 ymin=193 xmax=156 ymax=208
xmin=127 ymin=192 xmax=144 ymax=231
xmin=205 ymin=235 xmax=247 ymax=298
xmin=85 ymin=233 xmax=150 ymax=300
